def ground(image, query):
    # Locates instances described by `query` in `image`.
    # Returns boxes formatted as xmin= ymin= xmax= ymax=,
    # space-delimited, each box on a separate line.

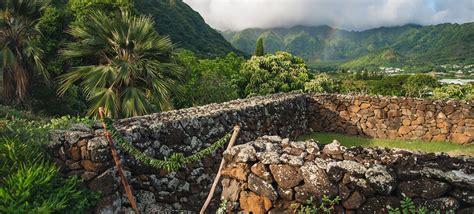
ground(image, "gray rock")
xmin=299 ymin=161 xmax=337 ymax=199
xmin=450 ymin=188 xmax=474 ymax=204
xmin=70 ymin=123 xmax=93 ymax=132
xmin=224 ymin=144 xmax=257 ymax=163
xmin=136 ymin=190 xmax=156 ymax=205
xmin=398 ymin=179 xmax=450 ymax=199
xmin=87 ymin=137 xmax=108 ymax=150
xmin=328 ymin=160 xmax=367 ymax=177
xmin=256 ymin=152 xmax=281 ymax=164
xmin=248 ymin=173 xmax=278 ymax=201
xmin=365 ymin=165 xmax=396 ymax=195
xmin=322 ymin=140 xmax=346 ymax=155
xmin=414 ymin=197 xmax=460 ymax=211
xmin=279 ymin=153 xmax=304 ymax=166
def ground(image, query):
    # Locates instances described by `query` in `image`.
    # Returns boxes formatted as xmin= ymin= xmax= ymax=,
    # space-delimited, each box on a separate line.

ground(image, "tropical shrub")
xmin=340 ymin=79 xmax=369 ymax=94
xmin=175 ymin=50 xmax=243 ymax=108
xmin=0 ymin=137 xmax=98 ymax=213
xmin=237 ymin=51 xmax=310 ymax=96
xmin=304 ymin=73 xmax=340 ymax=93
xmin=58 ymin=9 xmax=184 ymax=118
xmin=367 ymin=75 xmax=410 ymax=96
xmin=403 ymin=74 xmax=439 ymax=98
xmin=388 ymin=196 xmax=435 ymax=214
xmin=432 ymin=84 xmax=473 ymax=100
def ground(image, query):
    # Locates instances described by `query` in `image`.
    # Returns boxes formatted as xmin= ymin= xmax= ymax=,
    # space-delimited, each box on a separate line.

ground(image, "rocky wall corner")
xmin=220 ymin=135 xmax=474 ymax=213
xmin=307 ymin=94 xmax=473 ymax=144
xmin=48 ymin=93 xmax=310 ymax=213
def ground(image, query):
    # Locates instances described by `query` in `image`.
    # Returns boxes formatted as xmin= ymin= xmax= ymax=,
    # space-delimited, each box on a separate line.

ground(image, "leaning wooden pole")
xmin=200 ymin=125 xmax=241 ymax=214
xmin=99 ymin=107 xmax=140 ymax=214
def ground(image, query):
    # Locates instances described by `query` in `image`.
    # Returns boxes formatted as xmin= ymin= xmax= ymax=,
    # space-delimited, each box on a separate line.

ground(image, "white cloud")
xmin=183 ymin=0 xmax=474 ymax=31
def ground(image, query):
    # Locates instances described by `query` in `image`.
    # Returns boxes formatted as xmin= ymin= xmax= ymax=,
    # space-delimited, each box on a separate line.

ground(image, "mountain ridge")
xmin=135 ymin=0 xmax=242 ymax=57
xmin=222 ymin=22 xmax=474 ymax=66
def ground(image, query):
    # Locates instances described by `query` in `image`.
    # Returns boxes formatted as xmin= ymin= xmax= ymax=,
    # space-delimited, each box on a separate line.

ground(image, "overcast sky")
xmin=183 ymin=0 xmax=474 ymax=31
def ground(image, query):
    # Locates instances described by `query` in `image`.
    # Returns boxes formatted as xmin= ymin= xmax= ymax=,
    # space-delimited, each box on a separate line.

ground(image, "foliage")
xmin=432 ymin=84 xmax=473 ymax=101
xmin=0 ymin=137 xmax=98 ymax=213
xmin=367 ymin=75 xmax=410 ymax=96
xmin=175 ymin=50 xmax=244 ymax=108
xmin=0 ymin=0 xmax=49 ymax=104
xmin=238 ymin=52 xmax=310 ymax=96
xmin=403 ymin=74 xmax=439 ymax=98
xmin=254 ymin=37 xmax=265 ymax=56
xmin=340 ymin=79 xmax=369 ymax=94
xmin=292 ymin=196 xmax=341 ymax=214
xmin=216 ymin=199 xmax=229 ymax=214
xmin=341 ymin=48 xmax=405 ymax=69
xmin=0 ymin=110 xmax=97 ymax=213
xmin=388 ymin=196 xmax=438 ymax=214
xmin=304 ymin=73 xmax=340 ymax=93
xmin=58 ymin=9 xmax=184 ymax=118
xmin=102 ymin=116 xmax=231 ymax=171
xmin=134 ymin=0 xmax=242 ymax=57
xmin=0 ymin=112 xmax=93 ymax=144
xmin=68 ymin=0 xmax=134 ymax=24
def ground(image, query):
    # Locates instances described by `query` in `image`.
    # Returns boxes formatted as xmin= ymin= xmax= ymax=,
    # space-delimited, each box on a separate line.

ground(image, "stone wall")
xmin=48 ymin=93 xmax=473 ymax=213
xmin=48 ymin=93 xmax=309 ymax=213
xmin=220 ymin=136 xmax=474 ymax=213
xmin=308 ymin=94 xmax=473 ymax=144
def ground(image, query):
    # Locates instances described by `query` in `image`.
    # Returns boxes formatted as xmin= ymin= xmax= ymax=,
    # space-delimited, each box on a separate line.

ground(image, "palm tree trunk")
xmin=13 ymin=61 xmax=29 ymax=103
xmin=2 ymin=68 xmax=14 ymax=104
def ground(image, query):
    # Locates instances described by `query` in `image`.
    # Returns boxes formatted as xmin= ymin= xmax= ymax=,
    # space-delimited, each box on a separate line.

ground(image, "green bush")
xmin=403 ymin=74 xmax=439 ymax=98
xmin=304 ymin=73 xmax=340 ymax=93
xmin=432 ymin=84 xmax=473 ymax=101
xmin=238 ymin=51 xmax=310 ymax=96
xmin=0 ymin=138 xmax=98 ymax=213
xmin=175 ymin=50 xmax=244 ymax=108
xmin=0 ymin=112 xmax=97 ymax=213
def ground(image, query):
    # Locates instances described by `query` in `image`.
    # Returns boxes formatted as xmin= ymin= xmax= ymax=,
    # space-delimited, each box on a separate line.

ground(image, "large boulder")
xmin=398 ymin=179 xmax=450 ymax=199
xmin=269 ymin=164 xmax=303 ymax=189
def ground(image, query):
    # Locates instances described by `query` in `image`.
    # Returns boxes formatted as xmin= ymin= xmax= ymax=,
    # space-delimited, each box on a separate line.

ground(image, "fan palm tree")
xmin=0 ymin=0 xmax=48 ymax=104
xmin=58 ymin=10 xmax=183 ymax=118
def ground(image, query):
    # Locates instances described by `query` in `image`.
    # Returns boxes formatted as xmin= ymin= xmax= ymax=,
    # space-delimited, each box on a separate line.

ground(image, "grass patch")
xmin=298 ymin=132 xmax=474 ymax=157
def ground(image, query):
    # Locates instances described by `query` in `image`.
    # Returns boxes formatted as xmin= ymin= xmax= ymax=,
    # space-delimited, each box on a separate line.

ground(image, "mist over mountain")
xmin=222 ymin=22 xmax=474 ymax=66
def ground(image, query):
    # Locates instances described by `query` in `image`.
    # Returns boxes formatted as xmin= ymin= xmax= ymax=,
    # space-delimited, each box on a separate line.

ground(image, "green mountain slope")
xmin=222 ymin=23 xmax=474 ymax=65
xmin=341 ymin=48 xmax=405 ymax=68
xmin=135 ymin=0 xmax=241 ymax=57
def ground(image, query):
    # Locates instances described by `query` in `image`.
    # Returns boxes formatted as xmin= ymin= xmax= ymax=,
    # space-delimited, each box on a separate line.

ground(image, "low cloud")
xmin=183 ymin=0 xmax=474 ymax=31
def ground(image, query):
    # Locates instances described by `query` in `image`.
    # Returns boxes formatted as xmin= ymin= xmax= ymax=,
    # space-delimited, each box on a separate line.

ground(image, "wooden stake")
xmin=200 ymin=125 xmax=241 ymax=214
xmin=99 ymin=107 xmax=140 ymax=214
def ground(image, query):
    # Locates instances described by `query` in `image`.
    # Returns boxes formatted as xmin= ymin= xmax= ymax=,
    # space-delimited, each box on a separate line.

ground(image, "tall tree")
xmin=0 ymin=0 xmax=48 ymax=104
xmin=58 ymin=10 xmax=183 ymax=118
xmin=254 ymin=37 xmax=264 ymax=56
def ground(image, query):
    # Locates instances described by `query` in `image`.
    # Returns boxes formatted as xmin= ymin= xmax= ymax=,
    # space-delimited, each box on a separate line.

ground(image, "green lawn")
xmin=297 ymin=132 xmax=474 ymax=157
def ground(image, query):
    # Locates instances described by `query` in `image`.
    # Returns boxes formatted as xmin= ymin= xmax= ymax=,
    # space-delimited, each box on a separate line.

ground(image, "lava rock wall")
xmin=308 ymin=94 xmax=473 ymax=144
xmin=220 ymin=136 xmax=474 ymax=213
xmin=48 ymin=93 xmax=309 ymax=213
xmin=48 ymin=93 xmax=473 ymax=213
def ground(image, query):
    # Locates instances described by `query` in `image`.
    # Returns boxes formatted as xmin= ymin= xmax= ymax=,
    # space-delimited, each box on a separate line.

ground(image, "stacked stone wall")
xmin=220 ymin=136 xmax=474 ymax=213
xmin=308 ymin=94 xmax=473 ymax=144
xmin=49 ymin=93 xmax=308 ymax=212
xmin=48 ymin=93 xmax=473 ymax=213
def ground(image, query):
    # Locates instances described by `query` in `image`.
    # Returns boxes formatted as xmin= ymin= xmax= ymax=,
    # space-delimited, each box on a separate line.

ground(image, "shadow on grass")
xmin=297 ymin=132 xmax=474 ymax=157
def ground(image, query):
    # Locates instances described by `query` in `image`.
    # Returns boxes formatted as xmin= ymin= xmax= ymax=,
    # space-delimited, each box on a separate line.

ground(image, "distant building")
xmin=439 ymin=79 xmax=474 ymax=85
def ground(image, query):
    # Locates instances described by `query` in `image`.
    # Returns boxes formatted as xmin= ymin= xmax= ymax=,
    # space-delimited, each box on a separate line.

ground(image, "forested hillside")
xmin=135 ymin=0 xmax=241 ymax=57
xmin=222 ymin=23 xmax=474 ymax=66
